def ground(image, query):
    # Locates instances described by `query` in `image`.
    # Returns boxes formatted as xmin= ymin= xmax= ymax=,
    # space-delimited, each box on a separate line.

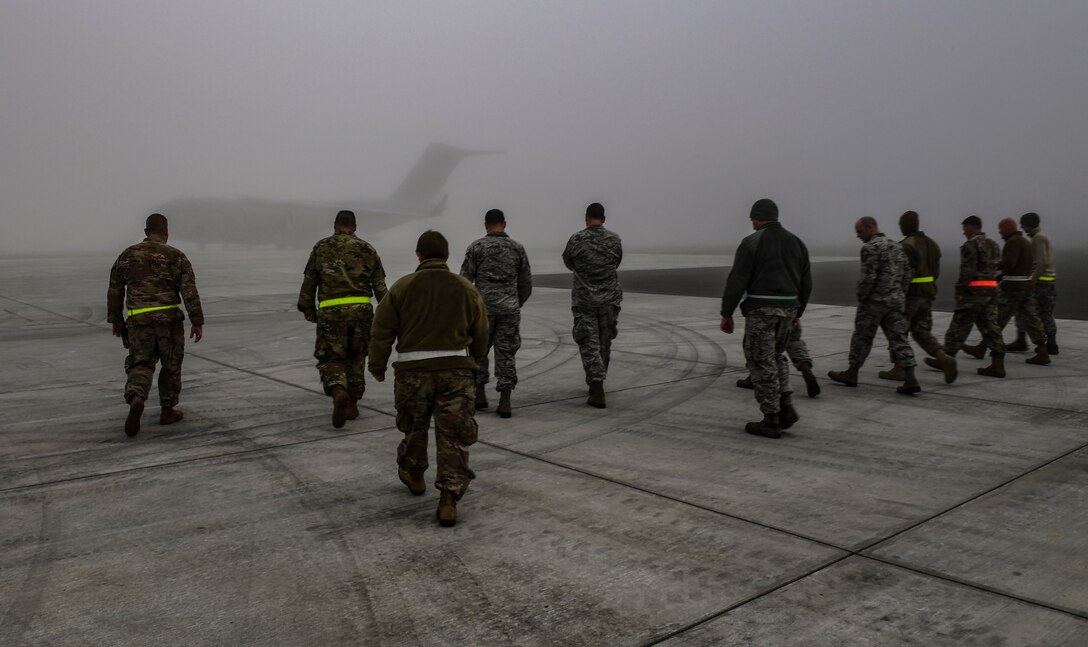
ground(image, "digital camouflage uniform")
xmin=943 ymin=233 xmax=1004 ymax=355
xmin=368 ymin=259 xmax=489 ymax=497
xmin=783 ymin=321 xmax=812 ymax=370
xmin=846 ymin=234 xmax=916 ymax=369
xmin=107 ymin=239 xmax=204 ymax=407
xmin=460 ymin=232 xmax=532 ymax=392
xmin=298 ymin=232 xmax=388 ymax=400
xmin=994 ymin=230 xmax=1045 ymax=345
xmin=1016 ymin=229 xmax=1057 ymax=342
xmin=562 ymin=225 xmax=623 ymax=384
xmin=900 ymin=231 xmax=942 ymax=356
xmin=744 ymin=306 xmax=798 ymax=414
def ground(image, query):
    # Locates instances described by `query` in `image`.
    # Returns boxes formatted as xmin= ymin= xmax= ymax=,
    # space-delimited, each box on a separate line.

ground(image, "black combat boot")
xmin=896 ymin=366 xmax=921 ymax=395
xmin=587 ymin=381 xmax=606 ymax=408
xmin=1046 ymin=333 xmax=1059 ymax=356
xmin=778 ymin=397 xmax=799 ymax=430
xmin=736 ymin=375 xmax=754 ymax=389
xmin=437 ymin=491 xmax=457 ymax=527
xmin=977 ymin=353 xmax=1006 ymax=378
xmin=961 ymin=343 xmax=986 ymax=359
xmin=398 ymin=468 xmax=426 ymax=495
xmin=474 ymin=384 xmax=489 ymax=410
xmin=125 ymin=394 xmax=144 ymax=438
xmin=745 ymin=413 xmax=782 ymax=439
xmin=1026 ymin=346 xmax=1051 ymax=365
xmin=160 ymin=406 xmax=184 ymax=425
xmin=1005 ymin=331 xmax=1028 ymax=352
xmin=331 ymin=386 xmax=350 ymax=429
xmin=497 ymin=390 xmax=512 ymax=418
xmin=800 ymin=363 xmax=820 ymax=397
xmin=827 ymin=366 xmax=858 ymax=387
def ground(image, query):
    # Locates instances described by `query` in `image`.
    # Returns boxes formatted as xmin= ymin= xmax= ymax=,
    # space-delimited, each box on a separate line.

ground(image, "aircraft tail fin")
xmin=390 ymin=144 xmax=501 ymax=205
xmin=430 ymin=194 xmax=449 ymax=219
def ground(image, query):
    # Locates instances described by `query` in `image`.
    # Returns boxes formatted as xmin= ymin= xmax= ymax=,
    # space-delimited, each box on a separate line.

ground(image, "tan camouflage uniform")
xmin=298 ymin=232 xmax=388 ymax=399
xmin=107 ymin=239 xmax=204 ymax=407
xmin=943 ymin=233 xmax=1004 ymax=355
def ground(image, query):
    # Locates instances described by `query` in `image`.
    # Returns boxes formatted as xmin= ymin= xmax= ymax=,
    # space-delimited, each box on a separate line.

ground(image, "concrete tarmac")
xmin=1 ymin=249 xmax=1086 ymax=646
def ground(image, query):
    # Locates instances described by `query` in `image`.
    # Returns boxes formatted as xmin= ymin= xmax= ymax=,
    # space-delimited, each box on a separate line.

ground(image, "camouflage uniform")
xmin=900 ymin=231 xmax=943 ymax=356
xmin=744 ymin=307 xmax=798 ymax=414
xmin=107 ymin=239 xmax=204 ymax=407
xmin=847 ymin=234 xmax=916 ymax=369
xmin=784 ymin=321 xmax=812 ymax=370
xmin=298 ymin=232 xmax=388 ymax=399
xmin=460 ymin=232 xmax=532 ymax=392
xmin=562 ymin=225 xmax=623 ymax=384
xmin=943 ymin=233 xmax=1004 ymax=355
xmin=368 ymin=258 xmax=489 ymax=498
xmin=1015 ymin=229 xmax=1057 ymax=342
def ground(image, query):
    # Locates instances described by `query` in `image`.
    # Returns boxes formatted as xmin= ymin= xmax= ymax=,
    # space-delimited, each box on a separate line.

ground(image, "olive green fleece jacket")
xmin=368 ymin=259 xmax=489 ymax=373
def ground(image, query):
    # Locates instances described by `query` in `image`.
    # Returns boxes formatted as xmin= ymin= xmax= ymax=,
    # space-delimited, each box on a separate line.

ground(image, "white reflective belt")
xmin=1002 ymin=275 xmax=1032 ymax=281
xmin=396 ymin=349 xmax=469 ymax=362
xmin=748 ymin=294 xmax=797 ymax=300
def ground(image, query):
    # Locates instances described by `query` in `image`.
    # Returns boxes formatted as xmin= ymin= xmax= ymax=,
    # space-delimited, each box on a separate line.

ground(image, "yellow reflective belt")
xmin=1038 ymin=276 xmax=1056 ymax=282
xmin=910 ymin=276 xmax=935 ymax=283
xmin=318 ymin=296 xmax=371 ymax=308
xmin=127 ymin=304 xmax=179 ymax=317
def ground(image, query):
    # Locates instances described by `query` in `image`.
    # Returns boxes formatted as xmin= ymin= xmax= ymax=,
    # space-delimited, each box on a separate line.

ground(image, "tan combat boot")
xmin=160 ymin=407 xmax=184 ymax=425
xmin=800 ymin=363 xmax=821 ymax=398
xmin=961 ymin=343 xmax=986 ymax=359
xmin=474 ymin=384 xmax=489 ymax=411
xmin=398 ymin=468 xmax=426 ymax=496
xmin=977 ymin=353 xmax=1006 ymax=378
xmin=933 ymin=349 xmax=958 ymax=384
xmin=878 ymin=362 xmax=905 ymax=381
xmin=1005 ymin=331 xmax=1028 ymax=352
xmin=437 ymin=491 xmax=457 ymax=527
xmin=125 ymin=395 xmax=144 ymax=437
xmin=1026 ymin=346 xmax=1051 ymax=365
xmin=745 ymin=414 xmax=782 ymax=439
xmin=331 ymin=386 xmax=350 ymax=429
xmin=496 ymin=390 xmax=512 ymax=419
xmin=346 ymin=396 xmax=360 ymax=420
xmin=587 ymin=381 xmax=606 ymax=408
xmin=827 ymin=366 xmax=858 ymax=387
xmin=778 ymin=397 xmax=799 ymax=430
xmin=896 ymin=366 xmax=921 ymax=395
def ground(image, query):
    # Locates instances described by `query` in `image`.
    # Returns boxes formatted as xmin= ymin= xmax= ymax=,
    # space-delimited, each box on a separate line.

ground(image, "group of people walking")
xmin=106 ymin=200 xmax=1059 ymax=525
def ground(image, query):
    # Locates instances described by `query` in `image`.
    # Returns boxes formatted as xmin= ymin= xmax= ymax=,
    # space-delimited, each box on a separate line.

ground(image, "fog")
xmin=2 ymin=0 xmax=1086 ymax=257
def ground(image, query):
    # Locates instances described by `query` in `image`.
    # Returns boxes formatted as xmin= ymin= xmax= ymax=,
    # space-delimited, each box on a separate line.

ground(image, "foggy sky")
xmin=2 ymin=0 xmax=1086 ymax=255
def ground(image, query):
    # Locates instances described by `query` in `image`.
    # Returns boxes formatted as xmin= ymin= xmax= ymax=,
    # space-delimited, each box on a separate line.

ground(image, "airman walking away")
xmin=107 ymin=213 xmax=204 ymax=437
xmin=1007 ymin=212 xmax=1059 ymax=356
xmin=736 ymin=321 xmax=820 ymax=397
xmin=369 ymin=231 xmax=489 ymax=527
xmin=563 ymin=202 xmax=622 ymax=408
xmin=298 ymin=210 xmax=388 ymax=428
xmin=460 ymin=209 xmax=532 ymax=418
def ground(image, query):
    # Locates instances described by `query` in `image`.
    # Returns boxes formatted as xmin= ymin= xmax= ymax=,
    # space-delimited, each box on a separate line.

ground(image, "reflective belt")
xmin=1001 ymin=275 xmax=1031 ymax=282
xmin=910 ymin=276 xmax=935 ymax=283
xmin=1038 ymin=276 xmax=1056 ymax=282
xmin=127 ymin=304 xmax=179 ymax=317
xmin=318 ymin=296 xmax=371 ymax=308
xmin=968 ymin=280 xmax=998 ymax=287
xmin=396 ymin=349 xmax=468 ymax=362
xmin=748 ymin=294 xmax=797 ymax=300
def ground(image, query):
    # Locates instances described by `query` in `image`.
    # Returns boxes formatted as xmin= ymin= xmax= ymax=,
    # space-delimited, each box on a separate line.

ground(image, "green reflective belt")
xmin=319 ymin=296 xmax=371 ymax=308
xmin=127 ymin=304 xmax=180 ymax=317
xmin=1038 ymin=276 xmax=1056 ymax=282
xmin=911 ymin=276 xmax=935 ymax=283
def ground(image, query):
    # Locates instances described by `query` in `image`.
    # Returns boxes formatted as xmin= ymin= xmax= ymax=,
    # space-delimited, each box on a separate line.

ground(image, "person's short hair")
xmin=962 ymin=215 xmax=982 ymax=229
xmin=899 ymin=210 xmax=919 ymax=234
xmin=145 ymin=213 xmax=168 ymax=233
xmin=416 ymin=230 xmax=449 ymax=260
xmin=334 ymin=210 xmax=356 ymax=228
xmin=858 ymin=216 xmax=878 ymax=229
xmin=586 ymin=202 xmax=605 ymax=221
xmin=484 ymin=209 xmax=505 ymax=226
xmin=749 ymin=198 xmax=778 ymax=221
xmin=1019 ymin=212 xmax=1041 ymax=228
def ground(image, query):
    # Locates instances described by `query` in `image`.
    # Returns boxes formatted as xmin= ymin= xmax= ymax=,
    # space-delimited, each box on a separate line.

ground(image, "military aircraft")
xmin=158 ymin=143 xmax=499 ymax=248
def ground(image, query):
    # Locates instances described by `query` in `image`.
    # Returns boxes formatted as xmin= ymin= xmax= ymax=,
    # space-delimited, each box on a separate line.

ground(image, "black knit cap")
xmin=961 ymin=215 xmax=982 ymax=228
xmin=1019 ymin=212 xmax=1040 ymax=228
xmin=750 ymin=198 xmax=778 ymax=221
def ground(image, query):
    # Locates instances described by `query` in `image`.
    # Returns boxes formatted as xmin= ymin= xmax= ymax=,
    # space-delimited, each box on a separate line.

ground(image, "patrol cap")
xmin=750 ymin=199 xmax=778 ymax=221
xmin=1019 ymin=212 xmax=1040 ymax=228
xmin=961 ymin=215 xmax=982 ymax=228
